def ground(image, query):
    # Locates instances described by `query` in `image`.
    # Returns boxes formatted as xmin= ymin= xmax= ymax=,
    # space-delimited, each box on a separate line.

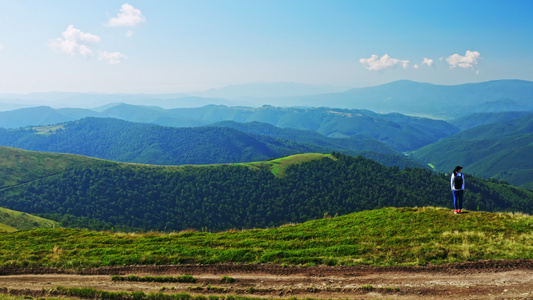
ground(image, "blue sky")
xmin=0 ymin=0 xmax=532 ymax=94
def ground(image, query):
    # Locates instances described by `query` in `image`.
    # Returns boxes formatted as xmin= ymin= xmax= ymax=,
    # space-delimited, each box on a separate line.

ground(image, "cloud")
xmin=99 ymin=51 xmax=127 ymax=64
xmin=360 ymin=54 xmax=410 ymax=71
xmin=422 ymin=57 xmax=434 ymax=67
xmin=48 ymin=25 xmax=101 ymax=57
xmin=446 ymin=50 xmax=481 ymax=69
xmin=107 ymin=3 xmax=145 ymax=27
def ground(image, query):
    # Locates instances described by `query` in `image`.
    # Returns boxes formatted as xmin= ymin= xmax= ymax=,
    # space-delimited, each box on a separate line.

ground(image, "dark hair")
xmin=453 ymin=166 xmax=463 ymax=174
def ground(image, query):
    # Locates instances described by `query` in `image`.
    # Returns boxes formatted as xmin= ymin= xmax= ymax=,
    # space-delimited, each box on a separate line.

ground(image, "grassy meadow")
xmin=0 ymin=207 xmax=59 ymax=232
xmin=1 ymin=207 xmax=532 ymax=269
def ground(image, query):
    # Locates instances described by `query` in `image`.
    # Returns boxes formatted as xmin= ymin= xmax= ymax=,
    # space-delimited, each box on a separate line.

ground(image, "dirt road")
xmin=1 ymin=261 xmax=533 ymax=299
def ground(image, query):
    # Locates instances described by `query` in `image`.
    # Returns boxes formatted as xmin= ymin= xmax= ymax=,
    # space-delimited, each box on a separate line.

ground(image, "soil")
xmin=1 ymin=260 xmax=533 ymax=299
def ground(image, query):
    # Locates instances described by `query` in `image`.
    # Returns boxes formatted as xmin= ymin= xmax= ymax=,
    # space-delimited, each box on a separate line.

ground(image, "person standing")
xmin=451 ymin=166 xmax=465 ymax=214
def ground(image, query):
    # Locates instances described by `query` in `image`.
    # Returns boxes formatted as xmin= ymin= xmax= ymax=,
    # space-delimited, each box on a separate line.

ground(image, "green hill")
xmin=0 ymin=206 xmax=59 ymax=232
xmin=1 ymin=150 xmax=532 ymax=232
xmin=1 ymin=207 xmax=532 ymax=268
xmin=413 ymin=113 xmax=533 ymax=188
xmin=0 ymin=146 xmax=118 ymax=189
xmin=0 ymin=118 xmax=331 ymax=165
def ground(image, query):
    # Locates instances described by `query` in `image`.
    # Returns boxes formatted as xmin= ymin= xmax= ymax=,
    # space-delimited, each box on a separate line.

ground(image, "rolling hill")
xmin=0 ymin=206 xmax=59 ymax=232
xmin=0 ymin=150 xmax=531 ymax=232
xmin=0 ymin=104 xmax=459 ymax=152
xmin=0 ymin=118 xmax=329 ymax=165
xmin=413 ymin=112 xmax=533 ymax=188
xmin=0 ymin=117 xmax=425 ymax=168
xmin=166 ymin=105 xmax=459 ymax=151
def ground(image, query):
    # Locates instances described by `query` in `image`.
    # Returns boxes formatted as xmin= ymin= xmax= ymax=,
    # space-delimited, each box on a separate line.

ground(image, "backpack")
xmin=454 ymin=173 xmax=463 ymax=189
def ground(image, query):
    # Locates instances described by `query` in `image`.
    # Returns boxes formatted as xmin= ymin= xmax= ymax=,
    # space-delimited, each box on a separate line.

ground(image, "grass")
xmin=235 ymin=153 xmax=335 ymax=177
xmin=0 ymin=146 xmax=118 ymax=189
xmin=32 ymin=124 xmax=65 ymax=135
xmin=0 ymin=207 xmax=59 ymax=232
xmin=1 ymin=207 xmax=532 ymax=269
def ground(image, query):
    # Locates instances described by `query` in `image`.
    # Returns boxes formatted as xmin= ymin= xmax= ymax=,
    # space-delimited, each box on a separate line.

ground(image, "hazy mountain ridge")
xmin=2 ymin=80 xmax=532 ymax=119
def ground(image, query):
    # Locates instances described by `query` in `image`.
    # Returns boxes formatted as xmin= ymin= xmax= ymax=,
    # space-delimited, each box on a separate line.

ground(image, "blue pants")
xmin=453 ymin=190 xmax=464 ymax=210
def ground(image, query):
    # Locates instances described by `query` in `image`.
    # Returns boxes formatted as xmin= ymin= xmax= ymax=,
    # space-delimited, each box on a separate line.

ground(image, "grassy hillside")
xmin=1 ymin=207 xmax=532 ymax=268
xmin=0 ymin=146 xmax=118 ymax=189
xmin=1 ymin=151 xmax=532 ymax=232
xmin=0 ymin=207 xmax=59 ymax=232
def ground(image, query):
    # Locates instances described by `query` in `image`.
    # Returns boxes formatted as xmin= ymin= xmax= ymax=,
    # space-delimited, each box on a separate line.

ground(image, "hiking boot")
xmin=453 ymin=210 xmax=458 ymax=214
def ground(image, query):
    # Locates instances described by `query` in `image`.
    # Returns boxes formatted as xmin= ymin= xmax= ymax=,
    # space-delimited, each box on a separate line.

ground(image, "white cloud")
xmin=400 ymin=60 xmax=410 ymax=69
xmin=360 ymin=54 xmax=409 ymax=71
xmin=99 ymin=51 xmax=127 ymax=64
xmin=48 ymin=25 xmax=101 ymax=57
xmin=107 ymin=3 xmax=145 ymax=27
xmin=446 ymin=50 xmax=481 ymax=69
xmin=422 ymin=57 xmax=434 ymax=67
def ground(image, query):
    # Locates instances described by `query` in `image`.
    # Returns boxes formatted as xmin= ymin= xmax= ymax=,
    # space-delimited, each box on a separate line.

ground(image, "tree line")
xmin=1 ymin=153 xmax=531 ymax=232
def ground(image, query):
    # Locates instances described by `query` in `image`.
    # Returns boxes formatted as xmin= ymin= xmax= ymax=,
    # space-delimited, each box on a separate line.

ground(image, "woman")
xmin=451 ymin=166 xmax=465 ymax=214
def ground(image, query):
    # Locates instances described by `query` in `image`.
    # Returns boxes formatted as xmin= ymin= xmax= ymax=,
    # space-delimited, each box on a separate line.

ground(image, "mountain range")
xmin=1 ymin=79 xmax=533 ymax=188
xmin=0 ymin=117 xmax=422 ymax=168
xmin=2 ymin=80 xmax=532 ymax=119
xmin=0 ymin=105 xmax=458 ymax=152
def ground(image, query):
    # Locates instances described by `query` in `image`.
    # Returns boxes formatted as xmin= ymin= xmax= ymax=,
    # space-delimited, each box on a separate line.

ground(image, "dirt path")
xmin=1 ymin=262 xmax=533 ymax=299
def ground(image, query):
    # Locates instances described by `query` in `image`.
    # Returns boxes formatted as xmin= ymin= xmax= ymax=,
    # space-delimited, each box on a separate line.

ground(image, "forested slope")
xmin=0 ymin=118 xmax=324 ymax=165
xmin=1 ymin=152 xmax=531 ymax=232
xmin=0 ymin=118 xmax=423 ymax=168
xmin=414 ymin=113 xmax=533 ymax=188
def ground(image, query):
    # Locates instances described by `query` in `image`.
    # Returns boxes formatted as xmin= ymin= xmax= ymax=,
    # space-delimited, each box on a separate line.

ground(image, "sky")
xmin=0 ymin=0 xmax=532 ymax=94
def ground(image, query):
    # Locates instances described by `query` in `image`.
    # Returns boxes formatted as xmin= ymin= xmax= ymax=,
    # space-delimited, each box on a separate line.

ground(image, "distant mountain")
xmin=0 ymin=104 xmax=458 ymax=152
xmin=275 ymin=80 xmax=533 ymax=119
xmin=3 ymin=80 xmax=530 ymax=118
xmin=453 ymin=111 xmax=533 ymax=130
xmin=169 ymin=106 xmax=459 ymax=151
xmin=0 ymin=92 xmax=234 ymax=110
xmin=413 ymin=113 xmax=533 ymax=188
xmin=191 ymin=82 xmax=346 ymax=99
